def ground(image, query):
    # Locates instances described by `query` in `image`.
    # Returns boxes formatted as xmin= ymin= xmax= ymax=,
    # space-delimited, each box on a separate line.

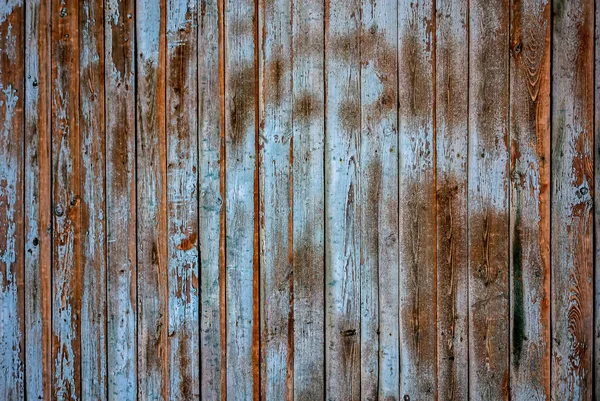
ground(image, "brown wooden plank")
xmin=291 ymin=0 xmax=325 ymax=399
xmin=136 ymin=0 xmax=169 ymax=399
xmin=199 ymin=0 xmax=226 ymax=398
xmin=24 ymin=0 xmax=52 ymax=399
xmin=258 ymin=0 xmax=293 ymax=399
xmin=508 ymin=0 xmax=551 ymax=399
xmin=398 ymin=0 xmax=436 ymax=398
xmin=468 ymin=0 xmax=510 ymax=399
xmin=105 ymin=0 xmax=137 ymax=399
xmin=166 ymin=0 xmax=200 ymax=399
xmin=595 ymin=0 xmax=600 ymax=398
xmin=79 ymin=0 xmax=107 ymax=398
xmin=435 ymin=0 xmax=468 ymax=399
xmin=324 ymin=0 xmax=361 ymax=399
xmin=224 ymin=0 xmax=259 ymax=399
xmin=360 ymin=0 xmax=399 ymax=399
xmin=51 ymin=0 xmax=82 ymax=398
xmin=0 ymin=1 xmax=25 ymax=399
xmin=551 ymin=0 xmax=594 ymax=398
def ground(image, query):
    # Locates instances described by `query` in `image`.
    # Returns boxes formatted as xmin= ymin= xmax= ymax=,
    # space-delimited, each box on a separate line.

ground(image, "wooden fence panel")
xmin=0 ymin=1 xmax=599 ymax=399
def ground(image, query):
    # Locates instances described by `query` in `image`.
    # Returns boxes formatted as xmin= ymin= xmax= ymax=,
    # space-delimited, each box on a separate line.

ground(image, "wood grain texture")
xmin=166 ymin=1 xmax=200 ymax=399
xmin=105 ymin=0 xmax=137 ymax=399
xmin=51 ymin=0 xmax=82 ymax=398
xmin=258 ymin=0 xmax=293 ymax=399
xmin=0 ymin=1 xmax=24 ymax=399
xmin=398 ymin=0 xmax=436 ymax=398
xmin=136 ymin=0 xmax=169 ymax=399
xmin=79 ymin=0 xmax=107 ymax=398
xmin=509 ymin=0 xmax=551 ymax=399
xmin=551 ymin=0 xmax=594 ymax=399
xmin=291 ymin=0 xmax=325 ymax=400
xmin=198 ymin=0 xmax=225 ymax=399
xmin=224 ymin=0 xmax=259 ymax=399
xmin=24 ymin=0 xmax=51 ymax=400
xmin=595 ymin=0 xmax=600 ymax=398
xmin=325 ymin=0 xmax=361 ymax=399
xmin=360 ymin=0 xmax=399 ymax=399
xmin=468 ymin=0 xmax=510 ymax=399
xmin=435 ymin=0 xmax=468 ymax=399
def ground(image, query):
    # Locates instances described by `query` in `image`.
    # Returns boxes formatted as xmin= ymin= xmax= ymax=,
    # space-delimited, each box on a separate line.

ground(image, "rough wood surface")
xmin=79 ymin=0 xmax=107 ymax=398
xmin=105 ymin=0 xmax=137 ymax=399
xmin=51 ymin=0 xmax=82 ymax=398
xmin=398 ymin=0 xmax=436 ymax=398
xmin=509 ymin=0 xmax=551 ymax=399
xmin=435 ymin=0 xmax=468 ymax=399
xmin=224 ymin=0 xmax=259 ymax=399
xmin=258 ymin=0 xmax=293 ymax=399
xmin=136 ymin=0 xmax=169 ymax=399
xmin=24 ymin=0 xmax=51 ymax=400
xmin=291 ymin=1 xmax=325 ymax=400
xmin=0 ymin=1 xmax=24 ymax=400
xmin=551 ymin=0 xmax=594 ymax=399
xmin=325 ymin=0 xmax=361 ymax=399
xmin=199 ymin=0 xmax=226 ymax=399
xmin=1 ymin=2 xmax=600 ymax=400
xmin=468 ymin=1 xmax=510 ymax=400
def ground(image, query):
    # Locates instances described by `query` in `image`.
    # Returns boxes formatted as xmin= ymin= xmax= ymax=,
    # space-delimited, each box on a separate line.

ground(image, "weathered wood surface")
xmin=509 ymin=0 xmax=551 ymax=399
xmin=435 ymin=0 xmax=468 ymax=399
xmin=2 ymin=0 xmax=600 ymax=399
xmin=552 ymin=0 xmax=594 ymax=399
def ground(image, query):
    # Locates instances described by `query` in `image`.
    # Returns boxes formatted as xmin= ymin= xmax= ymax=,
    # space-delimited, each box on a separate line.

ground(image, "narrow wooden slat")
xmin=198 ymin=0 xmax=225 ymax=398
xmin=0 ymin=1 xmax=25 ymax=399
xmin=324 ymin=0 xmax=361 ymax=399
xmin=398 ymin=0 xmax=436 ymax=398
xmin=508 ymin=0 xmax=550 ymax=399
xmin=551 ymin=0 xmax=594 ymax=398
xmin=51 ymin=0 xmax=82 ymax=398
xmin=435 ymin=0 xmax=468 ymax=399
xmin=105 ymin=0 xmax=137 ymax=398
xmin=24 ymin=0 xmax=52 ymax=399
xmin=468 ymin=0 xmax=510 ymax=399
xmin=136 ymin=0 xmax=169 ymax=399
xmin=595 ymin=0 xmax=600 ymax=398
xmin=166 ymin=0 xmax=200 ymax=398
xmin=79 ymin=0 xmax=107 ymax=398
xmin=224 ymin=0 xmax=259 ymax=399
xmin=291 ymin=0 xmax=325 ymax=399
xmin=360 ymin=0 xmax=399 ymax=399
xmin=258 ymin=0 xmax=293 ymax=399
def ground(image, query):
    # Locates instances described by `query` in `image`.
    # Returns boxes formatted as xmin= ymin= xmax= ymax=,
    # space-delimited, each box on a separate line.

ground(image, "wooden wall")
xmin=0 ymin=0 xmax=598 ymax=400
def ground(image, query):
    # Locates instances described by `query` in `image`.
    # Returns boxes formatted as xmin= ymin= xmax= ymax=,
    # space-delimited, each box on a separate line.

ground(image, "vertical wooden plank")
xmin=105 ymin=0 xmax=137 ymax=398
xmin=224 ymin=0 xmax=259 ymax=399
xmin=551 ymin=0 xmax=594 ymax=399
xmin=51 ymin=0 xmax=82 ymax=398
xmin=79 ymin=0 xmax=107 ymax=398
xmin=0 ymin=1 xmax=25 ymax=399
xmin=258 ymin=0 xmax=293 ymax=399
xmin=435 ymin=0 xmax=468 ymax=399
xmin=166 ymin=0 xmax=200 ymax=399
xmin=25 ymin=0 xmax=52 ymax=399
xmin=508 ymin=0 xmax=551 ymax=399
xmin=136 ymin=0 xmax=169 ymax=399
xmin=198 ymin=0 xmax=225 ymax=398
xmin=324 ymin=0 xmax=361 ymax=399
xmin=291 ymin=0 xmax=325 ymax=399
xmin=595 ymin=0 xmax=600 ymax=398
xmin=398 ymin=0 xmax=436 ymax=398
xmin=360 ymin=0 xmax=399 ymax=399
xmin=468 ymin=0 xmax=510 ymax=399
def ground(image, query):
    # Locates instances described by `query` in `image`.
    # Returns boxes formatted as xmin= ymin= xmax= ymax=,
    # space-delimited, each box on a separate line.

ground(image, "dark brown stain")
xmin=177 ymin=232 xmax=197 ymax=251
xmin=266 ymin=55 xmax=285 ymax=107
xmin=293 ymin=92 xmax=320 ymax=122
xmin=337 ymin=98 xmax=360 ymax=134
xmin=228 ymin=65 xmax=255 ymax=147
